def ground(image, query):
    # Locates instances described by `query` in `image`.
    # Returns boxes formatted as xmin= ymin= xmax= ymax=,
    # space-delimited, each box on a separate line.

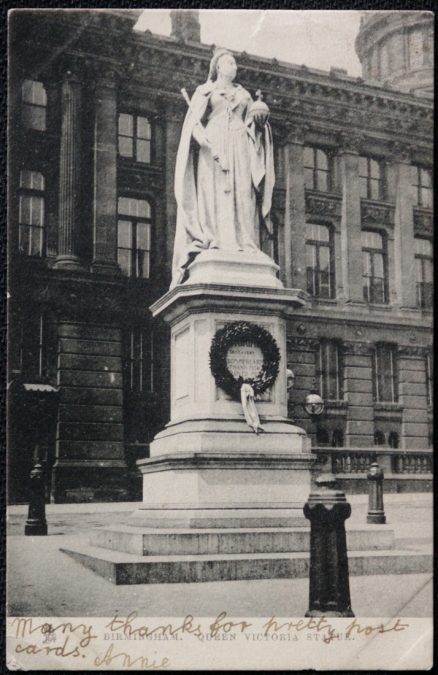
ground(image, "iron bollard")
xmin=303 ymin=474 xmax=354 ymax=617
xmin=25 ymin=461 xmax=48 ymax=536
xmin=367 ymin=461 xmax=386 ymax=524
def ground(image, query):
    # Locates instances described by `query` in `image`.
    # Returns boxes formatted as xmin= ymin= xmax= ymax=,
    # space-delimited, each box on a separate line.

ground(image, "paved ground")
xmin=7 ymin=494 xmax=433 ymax=618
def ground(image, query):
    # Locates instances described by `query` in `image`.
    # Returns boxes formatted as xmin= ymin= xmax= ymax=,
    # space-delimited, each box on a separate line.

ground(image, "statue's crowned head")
xmin=208 ymin=48 xmax=237 ymax=81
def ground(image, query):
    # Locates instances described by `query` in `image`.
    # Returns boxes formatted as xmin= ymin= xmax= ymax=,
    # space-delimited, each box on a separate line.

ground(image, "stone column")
xmin=284 ymin=124 xmax=307 ymax=290
xmin=54 ymin=69 xmax=83 ymax=271
xmin=338 ymin=134 xmax=364 ymax=303
xmin=343 ymin=341 xmax=374 ymax=447
xmin=91 ymin=69 xmax=119 ymax=275
xmin=392 ymin=143 xmax=417 ymax=309
xmin=398 ymin=346 xmax=429 ymax=449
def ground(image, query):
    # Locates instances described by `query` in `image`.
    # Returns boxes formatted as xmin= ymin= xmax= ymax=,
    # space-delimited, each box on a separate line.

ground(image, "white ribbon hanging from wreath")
xmin=240 ymin=382 xmax=265 ymax=434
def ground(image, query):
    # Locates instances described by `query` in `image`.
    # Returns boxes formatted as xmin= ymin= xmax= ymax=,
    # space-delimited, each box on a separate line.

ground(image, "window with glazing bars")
xmin=425 ymin=353 xmax=433 ymax=407
xmin=21 ymin=79 xmax=47 ymax=131
xmin=18 ymin=170 xmax=45 ymax=257
xmin=303 ymin=147 xmax=331 ymax=192
xmin=372 ymin=344 xmax=398 ymax=403
xmin=117 ymin=197 xmax=152 ymax=278
xmin=362 ymin=230 xmax=387 ymax=304
xmin=415 ymin=238 xmax=433 ymax=309
xmin=317 ymin=340 xmax=343 ymax=400
xmin=118 ymin=113 xmax=152 ymax=164
xmin=359 ymin=156 xmax=383 ymax=200
xmin=412 ymin=166 xmax=432 ymax=209
xmin=306 ymin=223 xmax=335 ymax=299
xmin=124 ymin=328 xmax=154 ymax=393
xmin=18 ymin=313 xmax=47 ymax=380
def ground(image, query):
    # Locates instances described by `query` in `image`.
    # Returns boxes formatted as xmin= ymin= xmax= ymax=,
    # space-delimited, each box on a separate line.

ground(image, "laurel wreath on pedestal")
xmin=209 ymin=321 xmax=281 ymax=400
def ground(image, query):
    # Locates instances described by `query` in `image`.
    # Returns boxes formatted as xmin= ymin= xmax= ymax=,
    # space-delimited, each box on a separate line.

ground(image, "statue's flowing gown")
xmin=196 ymin=86 xmax=259 ymax=252
xmin=172 ymin=81 xmax=274 ymax=287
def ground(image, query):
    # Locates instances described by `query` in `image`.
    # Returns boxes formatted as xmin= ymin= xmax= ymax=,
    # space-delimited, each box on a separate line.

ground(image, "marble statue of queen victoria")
xmin=171 ymin=48 xmax=275 ymax=287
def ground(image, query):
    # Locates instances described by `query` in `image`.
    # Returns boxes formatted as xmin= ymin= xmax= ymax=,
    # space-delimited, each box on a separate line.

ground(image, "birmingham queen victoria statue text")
xmin=172 ymin=48 xmax=275 ymax=287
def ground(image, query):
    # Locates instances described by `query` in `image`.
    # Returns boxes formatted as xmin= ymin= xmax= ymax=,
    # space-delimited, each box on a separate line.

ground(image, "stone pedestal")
xmin=132 ymin=250 xmax=314 ymax=529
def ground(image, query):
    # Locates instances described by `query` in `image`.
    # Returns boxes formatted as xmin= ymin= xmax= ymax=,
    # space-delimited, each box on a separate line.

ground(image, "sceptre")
xmin=180 ymin=88 xmax=231 ymax=193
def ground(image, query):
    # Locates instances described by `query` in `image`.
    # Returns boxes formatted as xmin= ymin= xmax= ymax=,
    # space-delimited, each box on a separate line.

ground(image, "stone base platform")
xmin=61 ymin=540 xmax=432 ymax=586
xmin=60 ymin=521 xmax=432 ymax=585
xmin=91 ymin=524 xmax=396 ymax=555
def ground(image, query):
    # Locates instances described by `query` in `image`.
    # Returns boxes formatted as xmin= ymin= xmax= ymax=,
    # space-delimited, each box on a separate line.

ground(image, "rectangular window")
xmin=117 ymin=197 xmax=152 ymax=279
xmin=18 ymin=170 xmax=45 ymax=257
xmin=415 ymin=238 xmax=433 ymax=309
xmin=318 ymin=340 xmax=343 ymax=400
xmin=22 ymin=79 xmax=47 ymax=131
xmin=373 ymin=344 xmax=398 ymax=403
xmin=303 ymin=147 xmax=331 ymax=192
xmin=306 ymin=223 xmax=335 ymax=299
xmin=19 ymin=313 xmax=47 ymax=380
xmin=124 ymin=328 xmax=154 ymax=393
xmin=118 ymin=113 xmax=152 ymax=164
xmin=362 ymin=230 xmax=387 ymax=304
xmin=425 ymin=353 xmax=433 ymax=407
xmin=412 ymin=166 xmax=432 ymax=208
xmin=359 ymin=156 xmax=383 ymax=200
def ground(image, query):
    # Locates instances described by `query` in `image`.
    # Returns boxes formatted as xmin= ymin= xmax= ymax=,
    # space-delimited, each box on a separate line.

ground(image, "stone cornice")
xmin=342 ymin=341 xmax=374 ymax=356
xmin=287 ymin=337 xmax=319 ymax=350
xmin=18 ymin=11 xmax=433 ymax=146
xmin=398 ymin=345 xmax=430 ymax=358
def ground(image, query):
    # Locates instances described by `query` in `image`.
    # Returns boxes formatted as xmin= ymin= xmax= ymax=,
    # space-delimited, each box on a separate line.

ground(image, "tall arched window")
xmin=316 ymin=427 xmax=329 ymax=445
xmin=332 ymin=428 xmax=344 ymax=447
xmin=362 ymin=230 xmax=387 ymax=304
xmin=21 ymin=79 xmax=47 ymax=131
xmin=18 ymin=170 xmax=45 ymax=257
xmin=359 ymin=156 xmax=384 ymax=200
xmin=306 ymin=223 xmax=335 ymax=299
xmin=415 ymin=238 xmax=432 ymax=309
xmin=117 ymin=197 xmax=152 ymax=278
xmin=372 ymin=344 xmax=398 ymax=403
xmin=374 ymin=430 xmax=386 ymax=446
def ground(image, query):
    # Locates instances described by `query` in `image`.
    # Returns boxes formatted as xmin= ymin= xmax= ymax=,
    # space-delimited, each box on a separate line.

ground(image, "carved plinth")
xmin=139 ymin=252 xmax=312 ymax=528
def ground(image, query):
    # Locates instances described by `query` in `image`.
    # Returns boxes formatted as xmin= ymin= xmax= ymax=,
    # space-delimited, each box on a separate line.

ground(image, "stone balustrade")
xmin=312 ymin=446 xmax=433 ymax=493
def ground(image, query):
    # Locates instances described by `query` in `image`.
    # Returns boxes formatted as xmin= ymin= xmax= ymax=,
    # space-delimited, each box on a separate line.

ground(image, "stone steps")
xmin=91 ymin=525 xmax=396 ymax=556
xmin=60 ymin=544 xmax=432 ymax=585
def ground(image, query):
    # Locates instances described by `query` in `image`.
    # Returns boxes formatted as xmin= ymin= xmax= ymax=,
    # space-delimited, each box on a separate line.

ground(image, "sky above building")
xmin=134 ymin=9 xmax=363 ymax=77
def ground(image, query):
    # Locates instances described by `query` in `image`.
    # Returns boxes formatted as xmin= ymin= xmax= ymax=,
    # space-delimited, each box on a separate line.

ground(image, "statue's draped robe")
xmin=172 ymin=81 xmax=275 ymax=287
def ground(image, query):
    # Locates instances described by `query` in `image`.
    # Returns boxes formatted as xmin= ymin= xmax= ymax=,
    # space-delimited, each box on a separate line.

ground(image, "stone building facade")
xmin=8 ymin=10 xmax=433 ymax=502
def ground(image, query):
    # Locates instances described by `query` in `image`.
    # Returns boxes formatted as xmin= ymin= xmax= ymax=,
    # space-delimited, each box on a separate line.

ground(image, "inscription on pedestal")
xmin=226 ymin=341 xmax=264 ymax=380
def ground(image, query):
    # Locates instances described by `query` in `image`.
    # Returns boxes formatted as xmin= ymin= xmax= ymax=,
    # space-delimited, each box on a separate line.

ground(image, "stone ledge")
xmin=60 ymin=545 xmax=432 ymax=585
xmin=137 ymin=451 xmax=315 ymax=474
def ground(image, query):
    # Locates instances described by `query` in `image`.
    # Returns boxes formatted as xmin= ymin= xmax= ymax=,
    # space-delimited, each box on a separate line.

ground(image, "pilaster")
xmin=284 ymin=123 xmax=307 ymax=290
xmin=392 ymin=143 xmax=417 ymax=309
xmin=91 ymin=68 xmax=120 ymax=275
xmin=398 ymin=345 xmax=429 ymax=449
xmin=343 ymin=341 xmax=374 ymax=447
xmin=54 ymin=68 xmax=84 ymax=271
xmin=339 ymin=134 xmax=364 ymax=304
